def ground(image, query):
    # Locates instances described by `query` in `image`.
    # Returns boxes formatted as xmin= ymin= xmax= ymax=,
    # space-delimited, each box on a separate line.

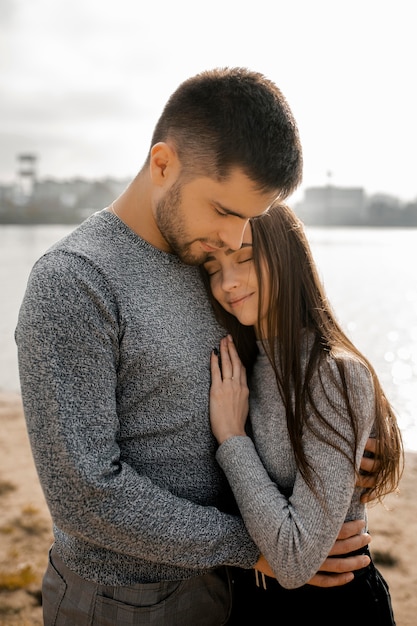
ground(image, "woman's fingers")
xmin=219 ymin=336 xmax=233 ymax=380
xmin=210 ymin=336 xmax=249 ymax=444
xmin=210 ymin=349 xmax=222 ymax=384
xmin=220 ymin=335 xmax=245 ymax=382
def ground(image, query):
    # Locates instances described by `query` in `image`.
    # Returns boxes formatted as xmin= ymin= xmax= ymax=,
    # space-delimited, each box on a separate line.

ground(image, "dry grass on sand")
xmin=0 ymin=391 xmax=416 ymax=625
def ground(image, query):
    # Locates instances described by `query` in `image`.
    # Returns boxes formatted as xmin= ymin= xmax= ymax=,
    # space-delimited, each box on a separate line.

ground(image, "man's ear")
xmin=150 ymin=142 xmax=180 ymax=187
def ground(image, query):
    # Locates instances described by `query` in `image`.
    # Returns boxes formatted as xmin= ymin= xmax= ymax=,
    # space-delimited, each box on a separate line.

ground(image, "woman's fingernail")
xmin=213 ymin=347 xmax=219 ymax=356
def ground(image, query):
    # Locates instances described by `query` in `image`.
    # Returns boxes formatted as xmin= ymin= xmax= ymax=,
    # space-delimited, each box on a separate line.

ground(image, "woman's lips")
xmin=228 ymin=293 xmax=253 ymax=308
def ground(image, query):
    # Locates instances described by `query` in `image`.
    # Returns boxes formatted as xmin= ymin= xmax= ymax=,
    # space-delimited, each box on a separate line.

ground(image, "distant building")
xmin=1 ymin=166 xmax=414 ymax=226
xmin=0 ymin=166 xmax=130 ymax=224
xmin=295 ymin=185 xmax=367 ymax=225
xmin=367 ymin=193 xmax=402 ymax=226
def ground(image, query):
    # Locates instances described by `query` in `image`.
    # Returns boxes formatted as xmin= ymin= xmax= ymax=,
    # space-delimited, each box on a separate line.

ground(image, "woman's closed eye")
xmin=203 ymin=262 xmax=221 ymax=277
xmin=214 ymin=208 xmax=228 ymax=217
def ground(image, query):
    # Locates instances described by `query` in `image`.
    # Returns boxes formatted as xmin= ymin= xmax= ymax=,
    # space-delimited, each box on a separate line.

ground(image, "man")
xmin=16 ymin=67 xmax=374 ymax=625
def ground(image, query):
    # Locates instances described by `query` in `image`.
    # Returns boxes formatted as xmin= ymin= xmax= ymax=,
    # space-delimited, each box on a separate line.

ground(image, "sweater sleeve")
xmin=16 ymin=253 xmax=259 ymax=572
xmin=215 ymin=357 xmax=375 ymax=588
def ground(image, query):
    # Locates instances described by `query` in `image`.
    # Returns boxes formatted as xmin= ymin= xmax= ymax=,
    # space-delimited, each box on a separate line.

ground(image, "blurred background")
xmin=1 ymin=0 xmax=416 ymax=450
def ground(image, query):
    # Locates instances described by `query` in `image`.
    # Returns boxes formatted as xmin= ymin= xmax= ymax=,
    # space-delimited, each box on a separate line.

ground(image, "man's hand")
xmin=253 ymin=520 xmax=371 ymax=587
xmin=357 ymin=437 xmax=380 ymax=502
xmin=253 ymin=554 xmax=275 ymax=578
xmin=308 ymin=520 xmax=371 ymax=587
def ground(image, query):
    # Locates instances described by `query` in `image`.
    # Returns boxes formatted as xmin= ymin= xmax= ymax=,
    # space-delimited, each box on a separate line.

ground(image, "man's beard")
xmin=155 ymin=181 xmax=208 ymax=266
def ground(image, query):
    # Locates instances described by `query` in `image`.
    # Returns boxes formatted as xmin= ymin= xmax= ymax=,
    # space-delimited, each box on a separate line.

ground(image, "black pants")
xmin=228 ymin=558 xmax=396 ymax=626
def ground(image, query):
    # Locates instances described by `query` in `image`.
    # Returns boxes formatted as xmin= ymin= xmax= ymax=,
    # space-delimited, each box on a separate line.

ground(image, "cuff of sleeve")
xmin=216 ymin=435 xmax=256 ymax=465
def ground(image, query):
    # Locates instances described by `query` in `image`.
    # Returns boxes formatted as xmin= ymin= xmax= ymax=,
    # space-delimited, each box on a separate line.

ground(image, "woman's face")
xmin=203 ymin=224 xmax=270 ymax=335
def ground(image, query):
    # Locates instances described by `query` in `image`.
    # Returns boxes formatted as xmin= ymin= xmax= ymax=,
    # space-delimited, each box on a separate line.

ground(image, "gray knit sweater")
xmin=15 ymin=210 xmax=259 ymax=585
xmin=216 ymin=339 xmax=375 ymax=589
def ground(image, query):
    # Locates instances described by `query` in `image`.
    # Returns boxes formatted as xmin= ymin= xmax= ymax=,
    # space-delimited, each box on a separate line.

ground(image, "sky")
xmin=1 ymin=0 xmax=416 ymax=204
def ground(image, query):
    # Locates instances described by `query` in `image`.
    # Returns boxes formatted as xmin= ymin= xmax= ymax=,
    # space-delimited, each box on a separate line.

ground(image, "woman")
xmin=202 ymin=202 xmax=403 ymax=625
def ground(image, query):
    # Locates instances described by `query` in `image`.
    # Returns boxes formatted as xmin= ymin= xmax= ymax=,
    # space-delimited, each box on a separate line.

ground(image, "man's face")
xmin=154 ymin=168 xmax=277 ymax=265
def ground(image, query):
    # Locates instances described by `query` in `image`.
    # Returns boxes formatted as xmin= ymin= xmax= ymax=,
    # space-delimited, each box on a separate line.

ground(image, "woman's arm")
xmin=210 ymin=336 xmax=375 ymax=588
xmin=255 ymin=519 xmax=372 ymax=586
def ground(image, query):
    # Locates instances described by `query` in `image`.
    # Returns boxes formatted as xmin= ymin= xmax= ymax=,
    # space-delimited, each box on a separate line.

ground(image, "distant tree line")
xmin=1 ymin=178 xmax=417 ymax=227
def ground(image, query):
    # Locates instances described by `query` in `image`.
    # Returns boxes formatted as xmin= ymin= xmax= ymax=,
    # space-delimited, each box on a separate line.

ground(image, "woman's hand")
xmin=209 ymin=335 xmax=249 ymax=445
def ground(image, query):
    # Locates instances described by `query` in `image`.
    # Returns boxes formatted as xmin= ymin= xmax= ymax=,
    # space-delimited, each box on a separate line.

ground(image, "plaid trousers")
xmin=42 ymin=545 xmax=233 ymax=625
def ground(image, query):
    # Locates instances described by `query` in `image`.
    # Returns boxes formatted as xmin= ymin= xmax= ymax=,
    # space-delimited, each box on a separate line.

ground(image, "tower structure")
xmin=17 ymin=153 xmax=37 ymax=198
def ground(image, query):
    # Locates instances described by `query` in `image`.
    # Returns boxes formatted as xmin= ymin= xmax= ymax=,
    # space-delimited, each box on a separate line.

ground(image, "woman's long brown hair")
xmin=201 ymin=202 xmax=403 ymax=502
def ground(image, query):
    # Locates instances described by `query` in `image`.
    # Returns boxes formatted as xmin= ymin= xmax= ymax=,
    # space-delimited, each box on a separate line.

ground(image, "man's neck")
xmin=111 ymin=174 xmax=171 ymax=252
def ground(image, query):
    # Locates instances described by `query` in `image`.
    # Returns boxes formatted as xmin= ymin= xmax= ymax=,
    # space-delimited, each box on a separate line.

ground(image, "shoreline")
xmin=0 ymin=391 xmax=416 ymax=625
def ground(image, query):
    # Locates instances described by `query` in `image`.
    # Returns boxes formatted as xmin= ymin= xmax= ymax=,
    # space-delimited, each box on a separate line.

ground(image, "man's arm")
xmin=16 ymin=255 xmax=259 ymax=572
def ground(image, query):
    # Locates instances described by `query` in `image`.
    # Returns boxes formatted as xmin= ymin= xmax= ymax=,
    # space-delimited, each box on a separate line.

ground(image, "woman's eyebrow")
xmin=204 ymin=243 xmax=253 ymax=263
xmin=224 ymin=242 xmax=253 ymax=256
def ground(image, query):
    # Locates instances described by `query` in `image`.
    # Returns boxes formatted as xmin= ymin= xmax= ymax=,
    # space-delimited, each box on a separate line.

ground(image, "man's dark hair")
xmin=148 ymin=67 xmax=303 ymax=200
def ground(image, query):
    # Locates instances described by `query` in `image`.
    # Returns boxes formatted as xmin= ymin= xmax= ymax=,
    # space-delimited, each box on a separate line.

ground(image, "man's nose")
xmin=219 ymin=219 xmax=249 ymax=251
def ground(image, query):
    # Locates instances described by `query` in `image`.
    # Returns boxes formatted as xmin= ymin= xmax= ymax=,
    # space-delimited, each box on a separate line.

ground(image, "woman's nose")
xmin=221 ymin=268 xmax=239 ymax=292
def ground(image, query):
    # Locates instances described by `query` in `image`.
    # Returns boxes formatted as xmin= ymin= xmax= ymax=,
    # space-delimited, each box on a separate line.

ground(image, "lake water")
xmin=1 ymin=224 xmax=417 ymax=451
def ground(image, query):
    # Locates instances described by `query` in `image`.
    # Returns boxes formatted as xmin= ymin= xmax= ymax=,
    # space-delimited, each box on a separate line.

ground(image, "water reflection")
xmin=1 ymin=225 xmax=417 ymax=451
xmin=307 ymin=227 xmax=417 ymax=452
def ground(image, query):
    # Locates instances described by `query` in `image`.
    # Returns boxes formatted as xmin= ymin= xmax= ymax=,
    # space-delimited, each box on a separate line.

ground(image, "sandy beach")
xmin=0 ymin=390 xmax=416 ymax=626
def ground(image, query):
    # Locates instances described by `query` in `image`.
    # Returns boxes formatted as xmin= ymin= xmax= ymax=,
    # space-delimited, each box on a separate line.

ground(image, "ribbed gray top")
xmin=216 ymin=338 xmax=375 ymax=588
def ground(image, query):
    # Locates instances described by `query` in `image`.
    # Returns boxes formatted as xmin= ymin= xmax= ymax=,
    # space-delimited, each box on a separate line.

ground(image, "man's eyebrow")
xmin=204 ymin=243 xmax=253 ymax=263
